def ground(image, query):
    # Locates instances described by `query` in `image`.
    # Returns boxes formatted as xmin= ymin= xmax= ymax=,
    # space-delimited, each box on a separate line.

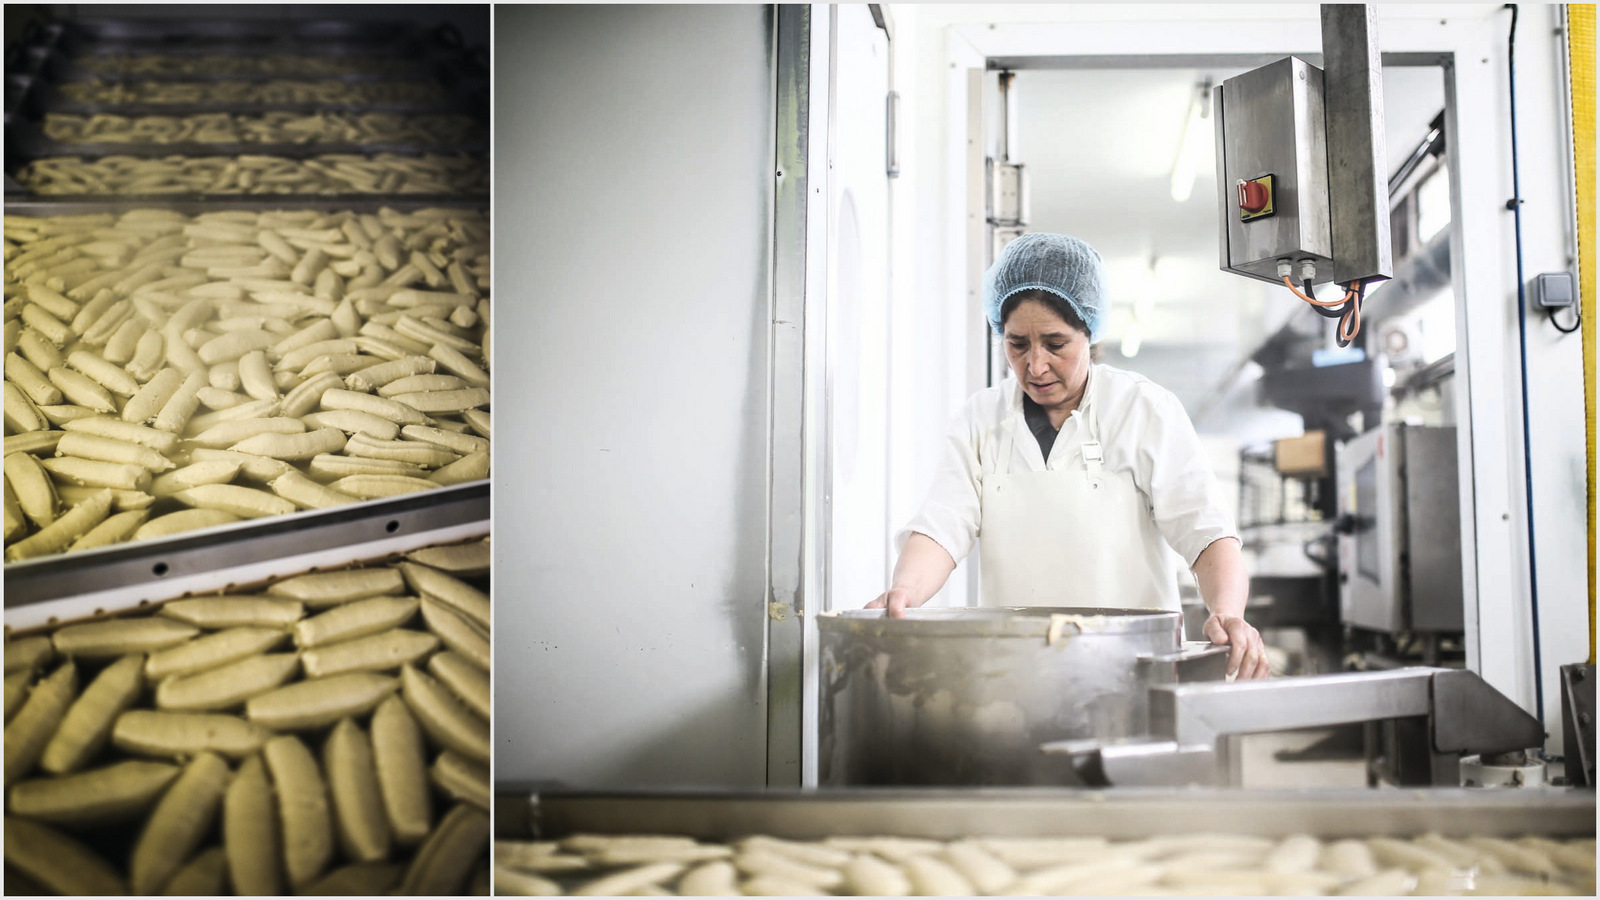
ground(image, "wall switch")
xmin=1533 ymin=272 xmax=1575 ymax=308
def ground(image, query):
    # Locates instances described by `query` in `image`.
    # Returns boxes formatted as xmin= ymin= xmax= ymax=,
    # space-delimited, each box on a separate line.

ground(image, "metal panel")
xmin=1216 ymin=57 xmax=1334 ymax=285
xmin=1405 ymin=426 xmax=1464 ymax=632
xmin=511 ymin=787 xmax=1596 ymax=841
xmin=1320 ymin=4 xmax=1394 ymax=285
xmin=4 ymin=483 xmax=487 ymax=629
xmin=769 ymin=0 xmax=822 ymax=789
xmin=495 ymin=4 xmax=775 ymax=788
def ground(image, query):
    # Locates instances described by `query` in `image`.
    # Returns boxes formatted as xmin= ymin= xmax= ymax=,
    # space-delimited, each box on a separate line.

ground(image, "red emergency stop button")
xmin=1237 ymin=175 xmax=1275 ymax=221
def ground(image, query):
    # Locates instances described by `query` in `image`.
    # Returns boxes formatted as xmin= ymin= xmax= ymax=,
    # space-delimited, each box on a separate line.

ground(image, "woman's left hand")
xmin=1203 ymin=614 xmax=1270 ymax=680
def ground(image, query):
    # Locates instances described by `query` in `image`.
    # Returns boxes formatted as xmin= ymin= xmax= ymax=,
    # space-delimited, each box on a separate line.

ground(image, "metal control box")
xmin=1214 ymin=56 xmax=1335 ymax=285
xmin=1336 ymin=423 xmax=1464 ymax=635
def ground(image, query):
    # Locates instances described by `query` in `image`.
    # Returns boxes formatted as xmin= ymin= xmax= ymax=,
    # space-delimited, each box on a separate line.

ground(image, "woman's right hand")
xmin=865 ymin=587 xmax=919 ymax=619
xmin=867 ymin=534 xmax=956 ymax=619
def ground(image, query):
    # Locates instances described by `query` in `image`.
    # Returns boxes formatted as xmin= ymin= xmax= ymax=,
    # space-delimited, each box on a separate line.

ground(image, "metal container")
xmin=818 ymin=607 xmax=1228 ymax=787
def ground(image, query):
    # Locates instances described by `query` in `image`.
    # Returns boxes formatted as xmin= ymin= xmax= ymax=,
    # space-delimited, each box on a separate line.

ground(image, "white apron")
xmin=977 ymin=379 xmax=1180 ymax=611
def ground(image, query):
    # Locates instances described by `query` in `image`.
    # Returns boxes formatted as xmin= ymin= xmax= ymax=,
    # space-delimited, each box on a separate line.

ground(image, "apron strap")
xmin=996 ymin=420 xmax=1016 ymax=476
xmin=1081 ymin=440 xmax=1104 ymax=480
xmin=1078 ymin=367 xmax=1104 ymax=486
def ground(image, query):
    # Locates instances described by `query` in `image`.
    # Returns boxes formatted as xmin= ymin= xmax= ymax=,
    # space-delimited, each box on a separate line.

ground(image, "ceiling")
xmin=1014 ymin=64 xmax=1446 ymax=436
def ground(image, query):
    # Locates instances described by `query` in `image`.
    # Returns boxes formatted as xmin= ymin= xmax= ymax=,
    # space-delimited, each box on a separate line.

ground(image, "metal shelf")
xmin=4 ymin=480 xmax=488 ymax=631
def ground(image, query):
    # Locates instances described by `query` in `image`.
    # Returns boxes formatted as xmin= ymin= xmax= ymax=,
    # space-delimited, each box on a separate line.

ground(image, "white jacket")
xmin=898 ymin=363 xmax=1238 ymax=588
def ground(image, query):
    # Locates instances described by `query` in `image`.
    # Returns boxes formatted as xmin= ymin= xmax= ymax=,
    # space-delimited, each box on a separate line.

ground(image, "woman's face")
xmin=1003 ymin=297 xmax=1092 ymax=416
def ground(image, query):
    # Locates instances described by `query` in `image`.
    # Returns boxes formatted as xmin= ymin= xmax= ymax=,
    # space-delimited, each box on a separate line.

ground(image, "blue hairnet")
xmin=982 ymin=232 xmax=1108 ymax=342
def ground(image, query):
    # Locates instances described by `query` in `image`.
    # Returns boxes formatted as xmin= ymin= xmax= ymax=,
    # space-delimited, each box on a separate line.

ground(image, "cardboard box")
xmin=1275 ymin=430 xmax=1327 ymax=477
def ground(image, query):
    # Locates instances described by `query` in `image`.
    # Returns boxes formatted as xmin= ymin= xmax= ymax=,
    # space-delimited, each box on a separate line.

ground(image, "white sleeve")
xmin=1135 ymin=390 xmax=1239 ymax=567
xmin=894 ymin=400 xmax=984 ymax=564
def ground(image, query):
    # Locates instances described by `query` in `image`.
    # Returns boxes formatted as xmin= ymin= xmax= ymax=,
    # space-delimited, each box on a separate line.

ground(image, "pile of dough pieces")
xmin=4 ymin=207 xmax=490 ymax=561
xmin=43 ymin=112 xmax=483 ymax=147
xmin=4 ymin=540 xmax=492 ymax=895
xmin=58 ymin=78 xmax=446 ymax=107
xmin=75 ymin=53 xmax=420 ymax=78
xmin=17 ymin=154 xmax=489 ymax=196
xmin=495 ymin=831 xmax=1597 ymax=896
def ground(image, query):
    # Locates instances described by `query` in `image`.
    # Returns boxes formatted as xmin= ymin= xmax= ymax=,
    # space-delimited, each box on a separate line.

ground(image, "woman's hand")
xmin=866 ymin=534 xmax=956 ymax=619
xmin=865 ymin=587 xmax=920 ymax=619
xmin=1203 ymin=613 xmax=1270 ymax=680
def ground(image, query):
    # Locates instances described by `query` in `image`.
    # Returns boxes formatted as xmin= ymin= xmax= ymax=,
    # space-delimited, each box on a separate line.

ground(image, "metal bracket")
xmin=1430 ymin=667 xmax=1546 ymax=755
xmin=1137 ymin=641 xmax=1232 ymax=684
xmin=1560 ymin=664 xmax=1596 ymax=786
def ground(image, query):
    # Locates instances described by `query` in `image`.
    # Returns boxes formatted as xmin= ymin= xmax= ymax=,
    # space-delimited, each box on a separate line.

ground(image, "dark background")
xmin=5 ymin=4 xmax=490 ymax=55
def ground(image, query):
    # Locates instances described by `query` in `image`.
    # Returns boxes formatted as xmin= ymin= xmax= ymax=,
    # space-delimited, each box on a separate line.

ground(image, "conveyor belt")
xmin=501 ymin=787 xmax=1597 ymax=842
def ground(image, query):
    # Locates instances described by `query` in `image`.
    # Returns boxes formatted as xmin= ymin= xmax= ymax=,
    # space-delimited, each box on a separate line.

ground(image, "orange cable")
xmin=1338 ymin=296 xmax=1362 ymax=342
xmin=1281 ymin=275 xmax=1356 ymax=307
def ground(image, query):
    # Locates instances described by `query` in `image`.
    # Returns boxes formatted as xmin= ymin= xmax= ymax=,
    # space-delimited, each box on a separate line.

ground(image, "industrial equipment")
xmin=818 ymin=606 xmax=1539 ymax=791
xmin=817 ymin=607 xmax=1227 ymax=787
xmin=1214 ymin=6 xmax=1393 ymax=346
xmin=1335 ymin=423 xmax=1464 ymax=642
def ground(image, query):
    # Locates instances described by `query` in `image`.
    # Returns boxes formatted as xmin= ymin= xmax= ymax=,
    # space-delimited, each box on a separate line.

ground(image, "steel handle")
xmin=1138 ymin=642 xmax=1232 ymax=683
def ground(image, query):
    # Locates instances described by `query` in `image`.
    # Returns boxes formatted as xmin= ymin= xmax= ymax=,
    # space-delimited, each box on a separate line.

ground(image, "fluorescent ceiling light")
xmin=1169 ymin=80 xmax=1212 ymax=203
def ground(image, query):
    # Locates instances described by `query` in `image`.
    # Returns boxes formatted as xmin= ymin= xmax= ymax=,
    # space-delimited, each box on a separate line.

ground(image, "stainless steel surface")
xmin=988 ymin=162 xmax=1027 ymax=228
xmin=817 ymin=607 xmax=1203 ymax=786
xmin=1560 ymin=664 xmax=1594 ymax=787
xmin=997 ymin=70 xmax=1015 ymax=163
xmin=503 ymin=787 xmax=1597 ymax=841
xmin=1041 ymin=738 xmax=1221 ymax=787
xmin=3 ymin=482 xmax=487 ymax=629
xmin=1405 ymin=426 xmax=1464 ymax=631
xmin=496 ymin=4 xmax=775 ymax=788
xmin=1153 ymin=669 xmax=1432 ymax=746
xmin=1215 ymin=57 xmax=1334 ymax=285
xmin=1430 ymin=669 xmax=1545 ymax=754
xmin=1082 ymin=667 xmax=1548 ymax=787
xmin=769 ymin=0 xmax=818 ymax=788
xmin=1320 ymin=4 xmax=1394 ymax=285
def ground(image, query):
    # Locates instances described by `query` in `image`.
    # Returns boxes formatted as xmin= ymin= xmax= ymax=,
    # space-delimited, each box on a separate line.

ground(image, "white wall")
xmin=885 ymin=3 xmax=1587 ymax=742
xmin=495 ymin=5 xmax=775 ymax=787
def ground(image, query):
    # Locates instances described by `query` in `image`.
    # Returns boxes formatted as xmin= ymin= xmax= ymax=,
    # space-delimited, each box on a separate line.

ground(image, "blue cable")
xmin=1505 ymin=3 xmax=1546 ymax=727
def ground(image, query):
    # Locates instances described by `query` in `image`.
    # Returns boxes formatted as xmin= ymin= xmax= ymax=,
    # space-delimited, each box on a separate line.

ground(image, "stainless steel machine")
xmin=1335 ymin=422 xmax=1465 ymax=638
xmin=816 ymin=606 xmax=1545 ymax=791
xmin=1214 ymin=5 xmax=1392 ymax=346
xmin=816 ymin=608 xmax=1227 ymax=787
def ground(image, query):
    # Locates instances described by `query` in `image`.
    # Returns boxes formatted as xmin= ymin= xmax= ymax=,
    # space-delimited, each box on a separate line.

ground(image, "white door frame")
xmin=943 ymin=12 xmax=1543 ymax=723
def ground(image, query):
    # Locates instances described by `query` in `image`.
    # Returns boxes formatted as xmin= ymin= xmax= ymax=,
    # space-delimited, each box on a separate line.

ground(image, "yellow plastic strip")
xmin=1568 ymin=5 xmax=1595 ymax=663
